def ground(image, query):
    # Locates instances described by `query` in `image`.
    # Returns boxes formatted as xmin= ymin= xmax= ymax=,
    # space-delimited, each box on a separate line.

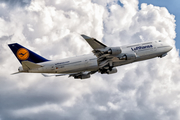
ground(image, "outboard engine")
xmin=100 ymin=68 xmax=117 ymax=74
xmin=105 ymin=47 xmax=122 ymax=55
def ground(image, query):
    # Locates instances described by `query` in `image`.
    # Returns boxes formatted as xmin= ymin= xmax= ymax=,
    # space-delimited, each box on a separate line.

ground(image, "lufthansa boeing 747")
xmin=8 ymin=35 xmax=172 ymax=79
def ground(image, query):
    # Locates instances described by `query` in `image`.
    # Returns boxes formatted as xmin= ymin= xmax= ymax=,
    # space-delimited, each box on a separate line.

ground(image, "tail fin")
xmin=8 ymin=43 xmax=49 ymax=64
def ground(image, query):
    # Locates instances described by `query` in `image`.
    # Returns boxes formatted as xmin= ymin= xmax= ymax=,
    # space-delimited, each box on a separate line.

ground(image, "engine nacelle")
xmin=74 ymin=74 xmax=90 ymax=79
xmin=106 ymin=68 xmax=117 ymax=74
xmin=106 ymin=47 xmax=122 ymax=55
xmin=126 ymin=53 xmax=136 ymax=60
xmin=97 ymin=47 xmax=122 ymax=55
xmin=119 ymin=53 xmax=136 ymax=60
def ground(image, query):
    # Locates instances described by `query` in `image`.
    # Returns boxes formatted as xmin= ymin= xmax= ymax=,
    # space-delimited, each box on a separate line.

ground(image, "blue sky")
xmin=139 ymin=0 xmax=180 ymax=50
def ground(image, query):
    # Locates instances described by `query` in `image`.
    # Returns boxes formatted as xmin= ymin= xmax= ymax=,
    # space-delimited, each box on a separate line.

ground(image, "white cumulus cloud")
xmin=0 ymin=0 xmax=180 ymax=120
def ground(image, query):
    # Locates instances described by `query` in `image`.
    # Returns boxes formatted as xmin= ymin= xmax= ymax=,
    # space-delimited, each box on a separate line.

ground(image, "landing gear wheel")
xmin=109 ymin=66 xmax=113 ymax=71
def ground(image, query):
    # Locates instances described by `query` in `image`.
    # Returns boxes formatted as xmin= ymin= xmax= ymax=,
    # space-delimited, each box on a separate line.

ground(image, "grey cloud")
xmin=0 ymin=0 xmax=32 ymax=8
xmin=0 ymin=34 xmax=13 ymax=41
xmin=0 ymin=0 xmax=31 ymax=21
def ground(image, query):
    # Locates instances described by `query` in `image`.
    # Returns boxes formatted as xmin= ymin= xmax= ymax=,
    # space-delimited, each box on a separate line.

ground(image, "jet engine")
xmin=119 ymin=53 xmax=136 ymax=60
xmin=95 ymin=47 xmax=122 ymax=55
xmin=99 ymin=68 xmax=117 ymax=74
xmin=74 ymin=74 xmax=91 ymax=79
xmin=105 ymin=47 xmax=122 ymax=55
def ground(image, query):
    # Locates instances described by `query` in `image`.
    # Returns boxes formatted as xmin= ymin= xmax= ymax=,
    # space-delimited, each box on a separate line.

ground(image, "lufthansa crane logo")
xmin=17 ymin=48 xmax=29 ymax=60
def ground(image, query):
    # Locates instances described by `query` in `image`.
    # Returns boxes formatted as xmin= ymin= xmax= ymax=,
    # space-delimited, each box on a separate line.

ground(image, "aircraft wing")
xmin=81 ymin=35 xmax=107 ymax=49
xmin=81 ymin=34 xmax=122 ymax=69
xmin=81 ymin=34 xmax=110 ymax=57
xmin=42 ymin=70 xmax=97 ymax=79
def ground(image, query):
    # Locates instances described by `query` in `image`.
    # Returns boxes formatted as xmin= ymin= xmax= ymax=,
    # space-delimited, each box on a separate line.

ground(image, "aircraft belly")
xmin=136 ymin=51 xmax=166 ymax=61
xmin=86 ymin=59 xmax=98 ymax=71
xmin=56 ymin=64 xmax=82 ymax=73
xmin=29 ymin=67 xmax=45 ymax=73
xmin=56 ymin=61 xmax=98 ymax=74
xmin=113 ymin=51 xmax=165 ymax=67
xmin=136 ymin=49 xmax=155 ymax=57
xmin=29 ymin=66 xmax=55 ymax=73
xmin=56 ymin=65 xmax=82 ymax=73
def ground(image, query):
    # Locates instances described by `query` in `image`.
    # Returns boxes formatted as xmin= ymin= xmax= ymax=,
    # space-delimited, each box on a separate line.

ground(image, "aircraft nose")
xmin=163 ymin=42 xmax=173 ymax=52
xmin=168 ymin=45 xmax=173 ymax=51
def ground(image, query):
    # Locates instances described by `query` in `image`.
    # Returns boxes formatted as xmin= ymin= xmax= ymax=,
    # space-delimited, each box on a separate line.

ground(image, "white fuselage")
xmin=25 ymin=40 xmax=172 ymax=74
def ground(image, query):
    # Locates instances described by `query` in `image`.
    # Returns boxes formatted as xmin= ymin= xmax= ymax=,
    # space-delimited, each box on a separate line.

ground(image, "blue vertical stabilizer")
xmin=8 ymin=43 xmax=49 ymax=64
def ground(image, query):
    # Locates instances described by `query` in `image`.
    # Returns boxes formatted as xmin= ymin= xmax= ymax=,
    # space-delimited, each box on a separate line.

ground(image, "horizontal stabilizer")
xmin=22 ymin=61 xmax=42 ymax=70
xmin=11 ymin=72 xmax=21 ymax=75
